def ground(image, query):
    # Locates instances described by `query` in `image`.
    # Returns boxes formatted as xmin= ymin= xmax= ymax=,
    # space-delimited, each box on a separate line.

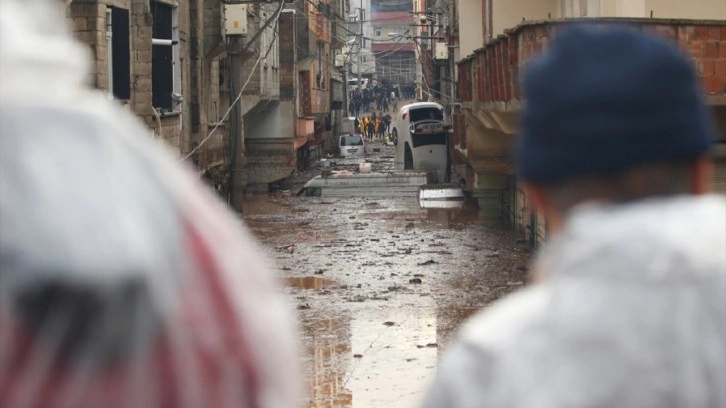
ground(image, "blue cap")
xmin=517 ymin=25 xmax=716 ymax=184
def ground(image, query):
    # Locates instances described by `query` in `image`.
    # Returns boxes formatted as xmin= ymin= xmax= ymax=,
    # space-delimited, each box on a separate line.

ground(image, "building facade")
xmin=450 ymin=0 xmax=726 ymax=244
xmin=67 ymin=0 xmax=288 ymax=206
xmin=279 ymin=0 xmax=342 ymax=174
xmin=370 ymin=0 xmax=417 ymax=89
xmin=347 ymin=0 xmax=377 ymax=84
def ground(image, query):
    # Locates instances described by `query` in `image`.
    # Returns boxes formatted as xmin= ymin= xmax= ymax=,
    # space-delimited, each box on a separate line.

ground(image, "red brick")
xmin=705 ymin=42 xmax=720 ymax=58
xmin=694 ymin=26 xmax=710 ymax=39
xmin=716 ymin=60 xmax=726 ymax=76
xmin=722 ymin=27 xmax=726 ymax=41
xmin=654 ymin=25 xmax=677 ymax=40
xmin=702 ymin=76 xmax=724 ymax=94
xmin=721 ymin=42 xmax=726 ymax=58
xmin=686 ymin=26 xmax=696 ymax=39
xmin=708 ymin=27 xmax=722 ymax=40
xmin=689 ymin=41 xmax=704 ymax=58
xmin=677 ymin=26 xmax=689 ymax=42
xmin=700 ymin=59 xmax=716 ymax=76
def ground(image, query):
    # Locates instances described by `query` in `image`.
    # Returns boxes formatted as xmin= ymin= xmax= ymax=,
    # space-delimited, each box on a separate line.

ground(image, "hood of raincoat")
xmin=424 ymin=194 xmax=726 ymax=408
xmin=0 ymin=1 xmax=300 ymax=407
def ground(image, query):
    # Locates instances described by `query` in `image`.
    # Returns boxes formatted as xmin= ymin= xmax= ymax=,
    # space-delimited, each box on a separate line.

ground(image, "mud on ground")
xmin=243 ymin=166 xmax=531 ymax=407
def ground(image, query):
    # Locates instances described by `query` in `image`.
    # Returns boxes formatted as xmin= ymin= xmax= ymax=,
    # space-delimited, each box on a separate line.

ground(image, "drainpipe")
xmin=486 ymin=0 xmax=492 ymax=42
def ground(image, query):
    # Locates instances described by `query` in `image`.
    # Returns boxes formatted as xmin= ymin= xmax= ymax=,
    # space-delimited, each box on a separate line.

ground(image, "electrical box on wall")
xmin=334 ymin=51 xmax=345 ymax=68
xmin=435 ymin=42 xmax=448 ymax=60
xmin=223 ymin=4 xmax=248 ymax=36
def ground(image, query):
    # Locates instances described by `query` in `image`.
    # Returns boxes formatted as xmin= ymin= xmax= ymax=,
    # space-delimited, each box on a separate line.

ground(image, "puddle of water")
xmin=244 ymin=193 xmax=531 ymax=408
xmin=299 ymin=312 xmax=354 ymax=408
xmin=344 ymin=304 xmax=437 ymax=408
xmin=285 ymin=276 xmax=337 ymax=289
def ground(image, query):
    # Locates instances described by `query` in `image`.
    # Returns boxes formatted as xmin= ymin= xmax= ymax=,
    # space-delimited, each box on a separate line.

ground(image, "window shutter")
xmin=111 ymin=8 xmax=130 ymax=100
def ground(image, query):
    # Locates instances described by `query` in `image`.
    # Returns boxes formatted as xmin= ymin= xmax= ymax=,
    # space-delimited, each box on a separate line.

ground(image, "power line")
xmin=180 ymin=0 xmax=284 ymax=162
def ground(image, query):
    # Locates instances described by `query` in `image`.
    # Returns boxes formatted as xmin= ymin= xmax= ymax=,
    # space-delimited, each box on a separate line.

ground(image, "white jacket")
xmin=424 ymin=195 xmax=726 ymax=408
xmin=0 ymin=1 xmax=300 ymax=407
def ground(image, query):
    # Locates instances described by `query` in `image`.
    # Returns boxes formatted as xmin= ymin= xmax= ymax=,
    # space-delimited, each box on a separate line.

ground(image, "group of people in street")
xmin=348 ymin=84 xmax=400 ymax=117
xmin=354 ymin=111 xmax=393 ymax=141
xmin=1 ymin=1 xmax=724 ymax=406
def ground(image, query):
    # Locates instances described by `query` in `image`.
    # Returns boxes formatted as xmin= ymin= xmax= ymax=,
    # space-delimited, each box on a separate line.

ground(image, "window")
xmin=150 ymin=1 xmax=181 ymax=111
xmin=340 ymin=135 xmax=363 ymax=146
xmin=412 ymin=132 xmax=446 ymax=148
xmin=410 ymin=107 xmax=444 ymax=122
xmin=317 ymin=41 xmax=325 ymax=89
xmin=105 ymin=7 xmax=130 ymax=100
xmin=375 ymin=29 xmax=381 ymax=37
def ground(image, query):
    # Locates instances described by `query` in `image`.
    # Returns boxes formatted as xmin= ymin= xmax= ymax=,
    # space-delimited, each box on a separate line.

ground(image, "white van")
xmin=393 ymin=102 xmax=450 ymax=183
xmin=338 ymin=133 xmax=365 ymax=157
xmin=347 ymin=78 xmax=369 ymax=92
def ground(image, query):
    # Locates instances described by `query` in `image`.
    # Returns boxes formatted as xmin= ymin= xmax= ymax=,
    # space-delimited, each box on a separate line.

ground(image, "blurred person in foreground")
xmin=423 ymin=25 xmax=725 ymax=407
xmin=0 ymin=0 xmax=300 ymax=407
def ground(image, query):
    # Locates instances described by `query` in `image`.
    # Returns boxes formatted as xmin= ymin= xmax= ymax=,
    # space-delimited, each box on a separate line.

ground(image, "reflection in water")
xmin=346 ymin=306 xmax=437 ymax=408
xmin=285 ymin=276 xmax=337 ymax=289
xmin=246 ymin=193 xmax=530 ymax=407
xmin=301 ymin=312 xmax=353 ymax=408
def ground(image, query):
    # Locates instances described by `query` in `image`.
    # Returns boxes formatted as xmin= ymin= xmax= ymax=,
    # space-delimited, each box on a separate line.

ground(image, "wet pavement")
xmin=242 ymin=140 xmax=531 ymax=407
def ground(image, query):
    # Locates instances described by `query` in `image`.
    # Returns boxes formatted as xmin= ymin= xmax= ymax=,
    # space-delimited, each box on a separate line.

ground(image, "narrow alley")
xmin=243 ymin=141 xmax=531 ymax=407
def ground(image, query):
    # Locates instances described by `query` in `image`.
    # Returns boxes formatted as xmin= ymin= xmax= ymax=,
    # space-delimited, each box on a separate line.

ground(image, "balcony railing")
xmin=313 ymin=12 xmax=331 ymax=43
xmin=457 ymin=18 xmax=726 ymax=107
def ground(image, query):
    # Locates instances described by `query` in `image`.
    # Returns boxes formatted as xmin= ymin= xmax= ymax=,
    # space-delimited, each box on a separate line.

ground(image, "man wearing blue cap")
xmin=422 ymin=25 xmax=725 ymax=407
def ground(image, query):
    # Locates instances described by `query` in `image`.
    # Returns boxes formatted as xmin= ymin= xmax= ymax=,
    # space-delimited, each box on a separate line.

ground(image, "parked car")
xmin=338 ymin=133 xmax=365 ymax=157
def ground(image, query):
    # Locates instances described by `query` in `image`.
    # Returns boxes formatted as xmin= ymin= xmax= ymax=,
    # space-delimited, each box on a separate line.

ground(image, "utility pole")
xmin=357 ymin=7 xmax=363 ymax=92
xmin=228 ymin=36 xmax=247 ymax=212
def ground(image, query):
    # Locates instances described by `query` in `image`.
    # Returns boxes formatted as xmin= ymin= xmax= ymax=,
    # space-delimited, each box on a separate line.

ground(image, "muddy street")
xmin=242 ymin=143 xmax=531 ymax=407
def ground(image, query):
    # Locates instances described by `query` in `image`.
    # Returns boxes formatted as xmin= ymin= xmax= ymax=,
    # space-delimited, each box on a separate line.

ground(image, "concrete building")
xmin=450 ymin=1 xmax=726 ymax=244
xmin=67 ymin=0 xmax=191 ymax=152
xmin=67 ymin=0 xmax=288 ymax=206
xmin=279 ymin=0 xmax=336 ymax=172
xmin=370 ymin=0 xmax=417 ymax=87
xmin=348 ymin=0 xmax=377 ymax=83
xmin=457 ymin=0 xmax=726 ymax=61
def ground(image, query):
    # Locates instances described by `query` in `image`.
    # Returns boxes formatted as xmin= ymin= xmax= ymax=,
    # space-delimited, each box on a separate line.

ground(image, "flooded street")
xmin=242 ymin=143 xmax=531 ymax=407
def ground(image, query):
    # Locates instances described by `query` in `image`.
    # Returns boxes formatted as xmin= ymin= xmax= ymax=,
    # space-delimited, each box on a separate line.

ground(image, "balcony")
xmin=458 ymin=18 xmax=726 ymax=112
xmin=313 ymin=11 xmax=331 ymax=43
xmin=452 ymin=18 xmax=725 ymax=210
xmin=310 ymin=88 xmax=330 ymax=114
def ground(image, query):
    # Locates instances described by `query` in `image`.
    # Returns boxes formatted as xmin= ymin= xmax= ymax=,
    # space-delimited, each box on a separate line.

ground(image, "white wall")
xmin=458 ymin=0 xmax=483 ymax=59
xmin=492 ymin=0 xmax=559 ymax=38
xmin=348 ymin=0 xmax=376 ymax=78
xmin=569 ymin=0 xmax=726 ymax=19
xmin=645 ymin=0 xmax=726 ymax=19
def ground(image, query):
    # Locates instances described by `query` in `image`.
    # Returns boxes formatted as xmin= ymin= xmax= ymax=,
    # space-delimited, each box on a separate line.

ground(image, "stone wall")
xmin=67 ymin=0 xmax=188 ymax=155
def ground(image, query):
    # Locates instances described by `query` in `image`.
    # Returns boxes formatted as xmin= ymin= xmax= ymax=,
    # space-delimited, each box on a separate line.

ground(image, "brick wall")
xmin=67 ymin=0 xmax=187 ymax=155
xmin=458 ymin=59 xmax=473 ymax=102
xmin=458 ymin=19 xmax=725 ymax=105
xmin=674 ymin=25 xmax=726 ymax=94
xmin=279 ymin=11 xmax=296 ymax=100
xmin=68 ymin=1 xmax=111 ymax=89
